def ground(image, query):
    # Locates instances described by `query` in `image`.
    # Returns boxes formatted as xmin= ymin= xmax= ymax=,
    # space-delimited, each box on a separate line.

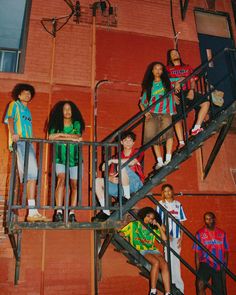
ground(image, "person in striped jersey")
xmin=48 ymin=101 xmax=85 ymax=222
xmin=157 ymin=184 xmax=187 ymax=294
xmin=139 ymin=62 xmax=176 ymax=170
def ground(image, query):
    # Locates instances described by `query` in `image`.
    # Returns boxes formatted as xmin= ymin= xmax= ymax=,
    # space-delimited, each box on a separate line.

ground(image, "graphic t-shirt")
xmin=157 ymin=200 xmax=187 ymax=239
xmin=140 ymin=81 xmax=176 ymax=115
xmin=120 ymin=220 xmax=161 ymax=252
xmin=167 ymin=64 xmax=195 ymax=91
xmin=49 ymin=121 xmax=81 ymax=167
xmin=4 ymin=100 xmax=33 ymax=151
xmin=193 ymin=227 xmax=229 ymax=271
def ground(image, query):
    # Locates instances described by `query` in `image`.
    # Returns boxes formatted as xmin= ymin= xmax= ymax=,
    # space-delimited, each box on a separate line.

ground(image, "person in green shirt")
xmin=120 ymin=207 xmax=172 ymax=295
xmin=47 ymin=101 xmax=85 ymax=222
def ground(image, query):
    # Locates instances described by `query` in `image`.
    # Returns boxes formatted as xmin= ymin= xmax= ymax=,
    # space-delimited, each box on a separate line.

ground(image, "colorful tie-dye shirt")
xmin=120 ymin=221 xmax=161 ymax=252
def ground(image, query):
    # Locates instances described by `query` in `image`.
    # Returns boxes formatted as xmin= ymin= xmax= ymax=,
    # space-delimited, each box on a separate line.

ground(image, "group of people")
xmin=3 ymin=48 xmax=226 ymax=295
xmin=120 ymin=184 xmax=229 ymax=295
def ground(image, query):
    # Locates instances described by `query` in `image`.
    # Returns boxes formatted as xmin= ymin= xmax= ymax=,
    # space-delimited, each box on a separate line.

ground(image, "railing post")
xmin=180 ymin=86 xmax=189 ymax=153
xmin=221 ymin=264 xmax=227 ymax=295
xmin=64 ymin=143 xmax=70 ymax=224
xmin=117 ymin=134 xmax=122 ymax=220
xmin=164 ymin=210 xmax=173 ymax=293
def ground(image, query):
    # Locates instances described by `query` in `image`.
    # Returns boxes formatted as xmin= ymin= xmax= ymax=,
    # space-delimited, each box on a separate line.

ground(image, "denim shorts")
xmin=140 ymin=249 xmax=161 ymax=256
xmin=56 ymin=164 xmax=78 ymax=180
xmin=108 ymin=166 xmax=143 ymax=197
xmin=16 ymin=141 xmax=38 ymax=183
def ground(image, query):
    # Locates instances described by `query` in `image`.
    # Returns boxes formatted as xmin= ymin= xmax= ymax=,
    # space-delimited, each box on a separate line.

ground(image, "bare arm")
xmin=49 ymin=133 xmax=82 ymax=141
xmin=153 ymin=220 xmax=167 ymax=241
xmin=8 ymin=118 xmax=19 ymax=142
xmin=139 ymin=102 xmax=152 ymax=120
xmin=195 ymin=251 xmax=200 ymax=270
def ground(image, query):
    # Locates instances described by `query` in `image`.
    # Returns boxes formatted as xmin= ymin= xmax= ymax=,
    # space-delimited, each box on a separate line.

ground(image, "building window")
xmin=0 ymin=0 xmax=31 ymax=73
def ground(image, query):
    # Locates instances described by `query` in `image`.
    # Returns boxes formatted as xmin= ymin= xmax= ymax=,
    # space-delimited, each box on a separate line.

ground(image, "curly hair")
xmin=138 ymin=206 xmax=162 ymax=227
xmin=11 ymin=83 xmax=35 ymax=101
xmin=166 ymin=49 xmax=185 ymax=66
xmin=141 ymin=61 xmax=171 ymax=102
xmin=47 ymin=100 xmax=85 ymax=133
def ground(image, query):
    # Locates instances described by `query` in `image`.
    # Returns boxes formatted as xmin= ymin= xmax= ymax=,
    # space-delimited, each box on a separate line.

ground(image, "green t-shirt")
xmin=50 ymin=121 xmax=81 ymax=167
xmin=120 ymin=220 xmax=161 ymax=252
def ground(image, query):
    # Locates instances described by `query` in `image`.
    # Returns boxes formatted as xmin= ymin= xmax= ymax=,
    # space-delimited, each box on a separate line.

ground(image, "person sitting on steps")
xmin=119 ymin=207 xmax=172 ymax=295
xmin=93 ymin=131 xmax=144 ymax=222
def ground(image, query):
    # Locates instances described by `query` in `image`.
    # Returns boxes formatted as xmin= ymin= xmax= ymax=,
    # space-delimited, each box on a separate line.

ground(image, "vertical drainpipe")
xmin=40 ymin=31 xmax=57 ymax=295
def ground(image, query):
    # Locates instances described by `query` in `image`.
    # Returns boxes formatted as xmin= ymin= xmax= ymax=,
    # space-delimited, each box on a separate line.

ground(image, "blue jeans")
xmin=108 ymin=166 xmax=143 ymax=197
xmin=16 ymin=141 xmax=38 ymax=183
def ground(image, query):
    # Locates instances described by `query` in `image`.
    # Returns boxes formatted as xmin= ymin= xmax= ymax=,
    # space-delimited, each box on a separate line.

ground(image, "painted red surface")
xmin=0 ymin=0 xmax=235 ymax=294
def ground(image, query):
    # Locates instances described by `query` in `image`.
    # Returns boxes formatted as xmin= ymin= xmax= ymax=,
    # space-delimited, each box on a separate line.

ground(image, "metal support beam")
xmin=98 ymin=232 xmax=114 ymax=259
xmin=180 ymin=0 xmax=190 ymax=20
xmin=9 ymin=230 xmax=22 ymax=285
xmin=204 ymin=114 xmax=235 ymax=179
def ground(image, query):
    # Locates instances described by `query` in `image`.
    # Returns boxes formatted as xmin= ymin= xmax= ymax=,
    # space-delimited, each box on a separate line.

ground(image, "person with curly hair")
xmin=120 ymin=207 xmax=172 ymax=295
xmin=4 ymin=83 xmax=48 ymax=222
xmin=139 ymin=62 xmax=176 ymax=170
xmin=47 ymin=100 xmax=85 ymax=222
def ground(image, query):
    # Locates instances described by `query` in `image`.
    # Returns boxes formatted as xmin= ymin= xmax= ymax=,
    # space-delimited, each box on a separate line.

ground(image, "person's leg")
xmin=153 ymin=254 xmax=171 ymax=293
xmin=55 ymin=173 xmax=65 ymax=211
xmin=195 ymin=101 xmax=210 ymax=127
xmin=120 ymin=166 xmax=130 ymax=199
xmin=212 ymin=269 xmax=225 ymax=295
xmin=69 ymin=166 xmax=78 ymax=220
xmin=196 ymin=263 xmax=211 ymax=295
xmin=95 ymin=177 xmax=111 ymax=216
xmin=170 ymin=238 xmax=184 ymax=293
xmin=144 ymin=253 xmax=160 ymax=294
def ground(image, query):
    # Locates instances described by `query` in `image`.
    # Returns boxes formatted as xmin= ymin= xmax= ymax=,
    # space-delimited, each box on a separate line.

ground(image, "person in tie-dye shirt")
xmin=120 ymin=207 xmax=171 ymax=295
xmin=139 ymin=62 xmax=176 ymax=170
xmin=4 ymin=84 xmax=48 ymax=222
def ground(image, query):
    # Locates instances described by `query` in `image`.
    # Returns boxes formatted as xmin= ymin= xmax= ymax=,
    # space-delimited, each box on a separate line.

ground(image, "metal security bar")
xmin=7 ymin=139 xmax=125 ymax=231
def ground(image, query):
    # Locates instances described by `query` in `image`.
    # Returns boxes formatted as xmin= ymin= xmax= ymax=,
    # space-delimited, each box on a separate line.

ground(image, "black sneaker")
xmin=53 ymin=212 xmax=63 ymax=222
xmin=68 ymin=213 xmax=77 ymax=222
xmin=91 ymin=211 xmax=109 ymax=222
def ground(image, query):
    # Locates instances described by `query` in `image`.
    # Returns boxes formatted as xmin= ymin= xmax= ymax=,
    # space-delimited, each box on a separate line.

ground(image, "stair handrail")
xmin=102 ymin=47 xmax=236 ymax=144
xmin=147 ymin=194 xmax=236 ymax=282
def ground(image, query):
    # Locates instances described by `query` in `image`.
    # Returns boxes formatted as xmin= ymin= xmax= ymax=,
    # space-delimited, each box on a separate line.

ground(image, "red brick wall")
xmin=0 ymin=0 xmax=236 ymax=294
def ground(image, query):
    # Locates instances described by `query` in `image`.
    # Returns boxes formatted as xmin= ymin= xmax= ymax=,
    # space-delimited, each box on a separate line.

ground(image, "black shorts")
xmin=197 ymin=262 xmax=225 ymax=295
xmin=173 ymin=90 xmax=209 ymax=120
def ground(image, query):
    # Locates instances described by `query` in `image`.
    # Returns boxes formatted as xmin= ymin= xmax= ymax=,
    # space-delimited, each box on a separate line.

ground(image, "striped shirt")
xmin=140 ymin=81 xmax=176 ymax=115
xmin=157 ymin=200 xmax=187 ymax=238
xmin=4 ymin=100 xmax=33 ymax=151
xmin=193 ymin=227 xmax=229 ymax=271
xmin=167 ymin=64 xmax=195 ymax=91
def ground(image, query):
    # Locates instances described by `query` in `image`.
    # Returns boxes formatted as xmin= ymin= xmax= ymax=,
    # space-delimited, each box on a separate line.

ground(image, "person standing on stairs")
xmin=157 ymin=184 xmax=186 ymax=294
xmin=166 ymin=49 xmax=210 ymax=148
xmin=4 ymin=83 xmax=48 ymax=222
xmin=193 ymin=212 xmax=229 ymax=295
xmin=139 ymin=61 xmax=176 ymax=170
xmin=120 ymin=207 xmax=172 ymax=295
xmin=47 ymin=101 xmax=85 ymax=222
xmin=93 ymin=131 xmax=144 ymax=222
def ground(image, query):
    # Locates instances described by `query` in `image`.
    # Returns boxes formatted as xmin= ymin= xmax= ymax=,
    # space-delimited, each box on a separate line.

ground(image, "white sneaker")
xmin=164 ymin=159 xmax=171 ymax=166
xmin=155 ymin=162 xmax=164 ymax=170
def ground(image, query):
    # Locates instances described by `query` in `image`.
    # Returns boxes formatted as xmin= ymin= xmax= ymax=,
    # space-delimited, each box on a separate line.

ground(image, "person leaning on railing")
xmin=4 ymin=83 xmax=48 ymax=222
xmin=119 ymin=207 xmax=173 ymax=295
xmin=139 ymin=61 xmax=177 ymax=170
xmin=166 ymin=49 xmax=210 ymax=149
xmin=47 ymin=100 xmax=85 ymax=223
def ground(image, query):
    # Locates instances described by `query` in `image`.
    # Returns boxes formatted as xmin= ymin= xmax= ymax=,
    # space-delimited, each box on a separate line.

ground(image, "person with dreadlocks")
xmin=47 ymin=101 xmax=85 ymax=222
xmin=139 ymin=62 xmax=176 ymax=170
xmin=166 ymin=49 xmax=210 ymax=148
xmin=120 ymin=207 xmax=172 ymax=295
xmin=4 ymin=83 xmax=48 ymax=222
